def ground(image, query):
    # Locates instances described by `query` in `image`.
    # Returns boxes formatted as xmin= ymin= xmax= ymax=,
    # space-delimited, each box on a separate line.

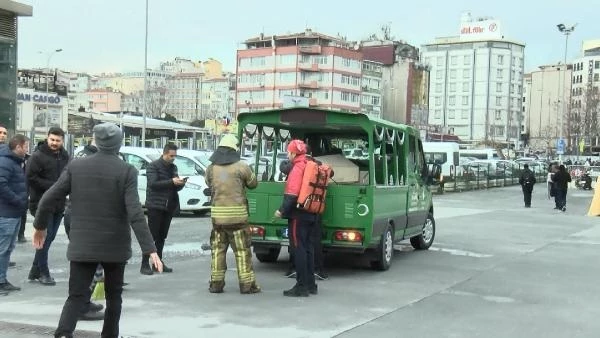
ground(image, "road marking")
xmin=429 ymin=246 xmax=493 ymax=258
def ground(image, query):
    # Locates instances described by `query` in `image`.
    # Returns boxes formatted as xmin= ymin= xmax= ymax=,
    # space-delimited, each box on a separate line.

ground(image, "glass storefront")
xmin=0 ymin=36 xmax=17 ymax=133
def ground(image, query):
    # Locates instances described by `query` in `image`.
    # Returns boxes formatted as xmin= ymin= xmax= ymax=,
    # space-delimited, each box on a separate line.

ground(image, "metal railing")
xmin=436 ymin=163 xmax=548 ymax=193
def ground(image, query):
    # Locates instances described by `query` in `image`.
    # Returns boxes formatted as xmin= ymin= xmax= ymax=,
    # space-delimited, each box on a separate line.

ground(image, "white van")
xmin=459 ymin=148 xmax=499 ymax=160
xmin=423 ymin=142 xmax=460 ymax=181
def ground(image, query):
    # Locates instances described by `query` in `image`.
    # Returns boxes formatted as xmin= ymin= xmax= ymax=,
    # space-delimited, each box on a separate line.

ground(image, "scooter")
xmin=575 ymin=173 xmax=593 ymax=190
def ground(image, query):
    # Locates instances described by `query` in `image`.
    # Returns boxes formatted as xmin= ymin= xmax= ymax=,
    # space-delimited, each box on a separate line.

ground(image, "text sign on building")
xmin=459 ymin=19 xmax=503 ymax=41
xmin=17 ymin=92 xmax=61 ymax=104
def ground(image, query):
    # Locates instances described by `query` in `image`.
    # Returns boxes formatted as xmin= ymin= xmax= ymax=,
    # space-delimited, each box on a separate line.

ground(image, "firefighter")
xmin=205 ymin=134 xmax=260 ymax=294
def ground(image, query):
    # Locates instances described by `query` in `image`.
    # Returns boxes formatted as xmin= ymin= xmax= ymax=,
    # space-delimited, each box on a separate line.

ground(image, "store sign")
xmin=17 ymin=93 xmax=61 ymax=104
xmin=459 ymin=19 xmax=503 ymax=41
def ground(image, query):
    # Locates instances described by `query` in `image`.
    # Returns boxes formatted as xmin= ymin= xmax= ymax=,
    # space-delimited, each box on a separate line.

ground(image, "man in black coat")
xmin=518 ymin=163 xmax=537 ymax=208
xmin=32 ymin=123 xmax=162 ymax=338
xmin=26 ymin=127 xmax=70 ymax=285
xmin=552 ymin=164 xmax=572 ymax=212
xmin=141 ymin=143 xmax=185 ymax=275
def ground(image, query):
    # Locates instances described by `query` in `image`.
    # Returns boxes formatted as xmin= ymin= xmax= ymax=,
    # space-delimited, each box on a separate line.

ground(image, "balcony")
xmin=299 ymin=45 xmax=322 ymax=54
xmin=299 ymin=81 xmax=319 ymax=89
xmin=309 ymin=98 xmax=318 ymax=106
xmin=299 ymin=63 xmax=319 ymax=72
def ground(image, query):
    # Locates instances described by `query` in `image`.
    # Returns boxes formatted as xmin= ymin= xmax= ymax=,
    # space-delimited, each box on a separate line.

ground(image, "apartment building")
xmin=362 ymin=40 xmax=429 ymax=125
xmin=165 ymin=73 xmax=231 ymax=122
xmin=236 ymin=29 xmax=364 ymax=115
xmin=570 ymin=40 xmax=600 ymax=147
xmin=422 ymin=13 xmax=525 ymax=145
xmin=521 ymin=64 xmax=571 ymax=150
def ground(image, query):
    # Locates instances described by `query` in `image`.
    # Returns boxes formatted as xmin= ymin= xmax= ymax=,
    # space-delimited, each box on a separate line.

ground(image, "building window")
xmin=510 ymin=84 xmax=515 ymax=94
xmin=436 ymin=70 xmax=442 ymax=80
xmin=435 ymin=83 xmax=442 ymax=93
xmin=495 ymin=110 xmax=502 ymax=120
xmin=595 ymin=61 xmax=600 ymax=69
xmin=448 ymin=109 xmax=455 ymax=119
xmin=351 ymin=93 xmax=360 ymax=103
xmin=449 ymin=95 xmax=456 ymax=106
xmin=371 ymin=96 xmax=380 ymax=105
xmin=461 ymin=109 xmax=469 ymax=119
xmin=496 ymin=97 xmax=502 ymax=106
xmin=497 ymin=55 xmax=504 ymax=65
xmin=449 ymin=83 xmax=456 ymax=92
xmin=436 ymin=56 xmax=443 ymax=65
xmin=595 ymin=73 xmax=599 ymax=82
xmin=434 ymin=109 xmax=441 ymax=118
xmin=462 ymin=96 xmax=469 ymax=105
xmin=450 ymin=70 xmax=456 ymax=79
xmin=496 ymin=83 xmax=502 ymax=92
xmin=451 ymin=56 xmax=458 ymax=65
xmin=464 ymin=55 xmax=471 ymax=65
xmin=462 ymin=82 xmax=469 ymax=92
xmin=341 ymin=92 xmax=350 ymax=101
xmin=463 ymin=69 xmax=469 ymax=78
xmin=497 ymin=69 xmax=503 ymax=78
xmin=435 ymin=96 xmax=441 ymax=106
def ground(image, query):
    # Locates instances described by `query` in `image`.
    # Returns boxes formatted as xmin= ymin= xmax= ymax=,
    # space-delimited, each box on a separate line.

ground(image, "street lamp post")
xmin=44 ymin=49 xmax=62 ymax=133
xmin=557 ymin=23 xmax=576 ymax=163
xmin=142 ymin=0 xmax=149 ymax=148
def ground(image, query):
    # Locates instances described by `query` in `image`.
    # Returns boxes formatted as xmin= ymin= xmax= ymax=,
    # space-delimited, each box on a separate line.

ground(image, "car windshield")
xmin=194 ymin=156 xmax=211 ymax=168
xmin=147 ymin=154 xmax=160 ymax=161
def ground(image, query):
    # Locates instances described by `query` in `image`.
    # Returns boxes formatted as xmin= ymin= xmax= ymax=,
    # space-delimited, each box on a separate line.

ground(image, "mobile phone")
xmin=182 ymin=177 xmax=189 ymax=182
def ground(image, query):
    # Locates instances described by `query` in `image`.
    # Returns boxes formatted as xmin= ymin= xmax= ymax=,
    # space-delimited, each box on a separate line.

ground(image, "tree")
xmin=145 ymin=87 xmax=169 ymax=119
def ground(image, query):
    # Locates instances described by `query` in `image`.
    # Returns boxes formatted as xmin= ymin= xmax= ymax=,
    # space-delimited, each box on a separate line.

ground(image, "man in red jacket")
xmin=274 ymin=139 xmax=318 ymax=297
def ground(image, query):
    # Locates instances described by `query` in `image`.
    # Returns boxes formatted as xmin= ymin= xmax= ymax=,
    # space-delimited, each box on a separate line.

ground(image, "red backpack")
xmin=296 ymin=159 xmax=332 ymax=214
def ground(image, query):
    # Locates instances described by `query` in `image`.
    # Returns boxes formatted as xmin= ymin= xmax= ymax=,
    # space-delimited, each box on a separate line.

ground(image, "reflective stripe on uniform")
xmin=211 ymin=206 xmax=248 ymax=218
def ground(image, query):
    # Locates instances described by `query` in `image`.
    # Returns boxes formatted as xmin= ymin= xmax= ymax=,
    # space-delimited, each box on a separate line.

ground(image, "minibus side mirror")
xmin=425 ymin=164 xmax=442 ymax=185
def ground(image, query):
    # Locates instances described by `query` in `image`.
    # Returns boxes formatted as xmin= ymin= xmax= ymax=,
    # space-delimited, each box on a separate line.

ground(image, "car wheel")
xmin=410 ymin=212 xmax=435 ymax=250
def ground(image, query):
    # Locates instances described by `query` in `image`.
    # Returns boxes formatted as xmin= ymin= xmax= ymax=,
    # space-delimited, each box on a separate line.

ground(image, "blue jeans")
xmin=32 ymin=213 xmax=63 ymax=276
xmin=0 ymin=217 xmax=21 ymax=283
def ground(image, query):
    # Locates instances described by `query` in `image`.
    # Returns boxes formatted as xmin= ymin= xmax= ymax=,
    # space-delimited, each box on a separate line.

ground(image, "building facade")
xmin=362 ymin=40 xmax=428 ymax=125
xmin=521 ymin=64 xmax=572 ymax=151
xmin=16 ymin=87 xmax=68 ymax=134
xmin=93 ymin=70 xmax=170 ymax=95
xmin=86 ymin=88 xmax=122 ymax=113
xmin=236 ymin=29 xmax=364 ymax=116
xmin=570 ymin=41 xmax=600 ymax=148
xmin=422 ymin=13 xmax=525 ymax=146
xmin=0 ymin=1 xmax=32 ymax=132
xmin=360 ymin=60 xmax=383 ymax=118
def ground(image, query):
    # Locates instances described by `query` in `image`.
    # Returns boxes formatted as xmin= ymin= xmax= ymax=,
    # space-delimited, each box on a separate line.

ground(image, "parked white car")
xmin=73 ymin=146 xmax=211 ymax=215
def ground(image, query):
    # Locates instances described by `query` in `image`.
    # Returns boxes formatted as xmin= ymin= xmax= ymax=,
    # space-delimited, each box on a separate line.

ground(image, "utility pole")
xmin=142 ymin=0 xmax=149 ymax=147
xmin=557 ymin=23 xmax=576 ymax=162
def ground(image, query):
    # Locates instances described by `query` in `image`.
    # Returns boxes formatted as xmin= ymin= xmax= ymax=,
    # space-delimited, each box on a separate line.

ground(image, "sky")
xmin=16 ymin=0 xmax=600 ymax=75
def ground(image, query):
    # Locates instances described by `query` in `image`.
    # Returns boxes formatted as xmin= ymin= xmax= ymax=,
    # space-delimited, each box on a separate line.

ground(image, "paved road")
xmin=1 ymin=185 xmax=599 ymax=338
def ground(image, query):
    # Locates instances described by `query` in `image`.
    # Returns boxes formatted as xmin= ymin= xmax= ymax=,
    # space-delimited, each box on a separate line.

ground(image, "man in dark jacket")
xmin=141 ymin=143 xmax=185 ymax=275
xmin=518 ymin=163 xmax=537 ymax=208
xmin=552 ymin=164 xmax=572 ymax=212
xmin=27 ymin=127 xmax=70 ymax=285
xmin=0 ymin=134 xmax=29 ymax=295
xmin=32 ymin=123 xmax=162 ymax=338
xmin=63 ymin=140 xmax=104 ymax=321
xmin=274 ymin=139 xmax=318 ymax=297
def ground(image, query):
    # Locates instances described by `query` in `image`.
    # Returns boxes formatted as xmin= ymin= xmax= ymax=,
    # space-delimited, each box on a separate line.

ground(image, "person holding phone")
xmin=141 ymin=143 xmax=185 ymax=275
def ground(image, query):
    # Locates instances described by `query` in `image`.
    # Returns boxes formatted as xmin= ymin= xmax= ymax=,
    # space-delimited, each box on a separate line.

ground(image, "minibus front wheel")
xmin=410 ymin=212 xmax=435 ymax=250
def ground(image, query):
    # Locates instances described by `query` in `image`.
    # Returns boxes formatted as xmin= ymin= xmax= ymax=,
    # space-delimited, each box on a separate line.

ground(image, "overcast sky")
xmin=16 ymin=0 xmax=599 ymax=74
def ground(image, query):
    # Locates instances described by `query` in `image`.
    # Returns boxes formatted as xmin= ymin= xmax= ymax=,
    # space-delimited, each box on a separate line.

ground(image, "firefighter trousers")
xmin=210 ymin=226 xmax=257 ymax=287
